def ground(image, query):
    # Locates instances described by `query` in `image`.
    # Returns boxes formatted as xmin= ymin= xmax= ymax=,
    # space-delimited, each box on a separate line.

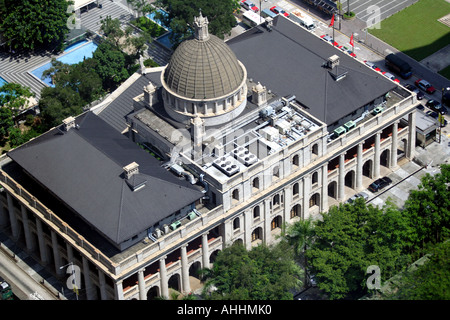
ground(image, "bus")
xmin=242 ymin=10 xmax=264 ymax=28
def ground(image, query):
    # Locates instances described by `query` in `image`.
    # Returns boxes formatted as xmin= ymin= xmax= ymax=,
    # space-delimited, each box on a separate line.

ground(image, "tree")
xmin=100 ymin=16 xmax=125 ymax=48
xmin=127 ymin=0 xmax=154 ymax=17
xmin=154 ymin=0 xmax=239 ymax=46
xmin=305 ymin=199 xmax=412 ymax=299
xmin=0 ymin=83 xmax=34 ymax=126
xmin=403 ymin=164 xmax=450 ymax=251
xmin=93 ymin=41 xmax=130 ymax=90
xmin=0 ymin=0 xmax=71 ymax=51
xmin=201 ymin=242 xmax=302 ymax=300
xmin=282 ymin=217 xmax=315 ymax=285
xmin=383 ymin=241 xmax=450 ymax=300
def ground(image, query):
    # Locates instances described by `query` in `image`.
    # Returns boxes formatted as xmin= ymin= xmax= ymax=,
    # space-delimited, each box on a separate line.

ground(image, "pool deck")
xmin=0 ymin=0 xmax=172 ymax=100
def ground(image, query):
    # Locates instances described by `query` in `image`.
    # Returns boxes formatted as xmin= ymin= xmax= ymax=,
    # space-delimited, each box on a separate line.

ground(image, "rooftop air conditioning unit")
xmin=213 ymin=155 xmax=240 ymax=176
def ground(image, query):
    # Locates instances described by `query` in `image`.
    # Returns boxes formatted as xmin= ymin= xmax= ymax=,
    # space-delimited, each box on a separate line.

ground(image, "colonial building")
xmin=0 ymin=14 xmax=418 ymax=300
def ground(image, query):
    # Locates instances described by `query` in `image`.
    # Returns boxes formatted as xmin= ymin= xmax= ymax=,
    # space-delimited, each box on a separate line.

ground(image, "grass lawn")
xmin=369 ymin=0 xmax=450 ymax=61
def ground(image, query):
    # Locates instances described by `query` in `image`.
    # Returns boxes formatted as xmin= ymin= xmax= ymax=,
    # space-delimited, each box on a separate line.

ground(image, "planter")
xmin=343 ymin=11 xmax=356 ymax=20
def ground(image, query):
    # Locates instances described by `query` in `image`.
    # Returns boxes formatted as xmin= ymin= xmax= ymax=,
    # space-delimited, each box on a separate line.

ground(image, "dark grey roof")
xmin=8 ymin=112 xmax=203 ymax=247
xmin=99 ymin=72 xmax=163 ymax=133
xmin=227 ymin=16 xmax=397 ymax=125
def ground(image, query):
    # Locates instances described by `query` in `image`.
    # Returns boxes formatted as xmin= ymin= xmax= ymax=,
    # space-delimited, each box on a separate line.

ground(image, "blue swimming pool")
xmin=0 ymin=76 xmax=7 ymax=88
xmin=0 ymin=76 xmax=7 ymax=97
xmin=146 ymin=9 xmax=170 ymax=30
xmin=146 ymin=9 xmax=176 ymax=49
xmin=64 ymin=39 xmax=89 ymax=52
xmin=30 ymin=41 xmax=98 ymax=87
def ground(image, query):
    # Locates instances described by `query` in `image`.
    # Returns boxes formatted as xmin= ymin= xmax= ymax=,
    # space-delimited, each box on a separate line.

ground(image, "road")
xmin=0 ymin=247 xmax=58 ymax=300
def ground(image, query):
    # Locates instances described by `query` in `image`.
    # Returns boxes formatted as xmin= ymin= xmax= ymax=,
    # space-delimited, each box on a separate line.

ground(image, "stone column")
xmin=356 ymin=142 xmax=364 ymax=191
xmin=302 ymin=176 xmax=311 ymax=220
xmin=82 ymin=256 xmax=95 ymax=300
xmin=283 ymin=186 xmax=291 ymax=224
xmin=338 ymin=153 xmax=346 ymax=201
xmin=244 ymin=210 xmax=252 ymax=250
xmin=407 ymin=112 xmax=416 ymax=159
xmin=391 ymin=121 xmax=399 ymax=169
xmin=202 ymin=233 xmax=210 ymax=269
xmin=21 ymin=205 xmax=34 ymax=252
xmin=321 ymin=164 xmax=328 ymax=212
xmin=115 ymin=280 xmax=124 ymax=300
xmin=138 ymin=268 xmax=146 ymax=300
xmin=6 ymin=193 xmax=19 ymax=239
xmin=159 ymin=257 xmax=169 ymax=299
xmin=51 ymin=230 xmax=64 ymax=276
xmin=180 ymin=245 xmax=191 ymax=293
xmin=374 ymin=132 xmax=381 ymax=179
xmin=35 ymin=218 xmax=48 ymax=264
xmin=98 ymin=269 xmax=107 ymax=300
xmin=263 ymin=198 xmax=271 ymax=244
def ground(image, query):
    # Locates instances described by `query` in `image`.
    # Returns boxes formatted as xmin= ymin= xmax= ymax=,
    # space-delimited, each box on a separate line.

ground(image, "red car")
xmin=415 ymin=79 xmax=436 ymax=94
xmin=241 ymin=0 xmax=259 ymax=13
xmin=270 ymin=6 xmax=289 ymax=17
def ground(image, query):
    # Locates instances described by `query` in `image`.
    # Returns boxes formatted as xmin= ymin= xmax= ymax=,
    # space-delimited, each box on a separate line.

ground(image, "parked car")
xmin=368 ymin=177 xmax=392 ymax=192
xmin=241 ymin=0 xmax=259 ymax=13
xmin=382 ymin=71 xmax=400 ymax=83
xmin=404 ymin=84 xmax=424 ymax=100
xmin=364 ymin=60 xmax=382 ymax=72
xmin=346 ymin=191 xmax=369 ymax=203
xmin=426 ymin=99 xmax=448 ymax=115
xmin=270 ymin=6 xmax=289 ymax=17
xmin=415 ymin=79 xmax=436 ymax=94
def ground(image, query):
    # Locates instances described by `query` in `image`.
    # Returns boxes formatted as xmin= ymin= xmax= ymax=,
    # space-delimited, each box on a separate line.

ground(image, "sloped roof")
xmin=8 ymin=112 xmax=203 ymax=247
xmin=227 ymin=16 xmax=397 ymax=125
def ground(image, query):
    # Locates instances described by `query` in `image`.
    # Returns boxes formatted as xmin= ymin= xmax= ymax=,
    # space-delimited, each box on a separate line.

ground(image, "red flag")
xmin=329 ymin=14 xmax=335 ymax=27
xmin=350 ymin=33 xmax=354 ymax=47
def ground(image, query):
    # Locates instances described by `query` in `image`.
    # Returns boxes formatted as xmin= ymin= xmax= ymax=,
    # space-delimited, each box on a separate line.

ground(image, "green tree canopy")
xmin=0 ymin=0 xmax=71 ymax=51
xmin=154 ymin=0 xmax=239 ymax=46
xmin=201 ymin=242 xmax=303 ymax=300
xmin=403 ymin=164 xmax=450 ymax=250
xmin=383 ymin=241 xmax=450 ymax=300
xmin=93 ymin=41 xmax=130 ymax=90
xmin=0 ymin=83 xmax=34 ymax=127
xmin=305 ymin=199 xmax=413 ymax=299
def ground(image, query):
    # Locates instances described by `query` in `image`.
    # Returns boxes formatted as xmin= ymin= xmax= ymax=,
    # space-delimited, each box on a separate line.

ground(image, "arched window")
xmin=273 ymin=194 xmax=280 ymax=206
xmin=312 ymin=171 xmax=319 ymax=184
xmin=290 ymin=204 xmax=301 ymax=218
xmin=292 ymin=154 xmax=299 ymax=167
xmin=293 ymin=182 xmax=300 ymax=196
xmin=252 ymin=177 xmax=260 ymax=191
xmin=253 ymin=206 xmax=260 ymax=219
xmin=233 ymin=217 xmax=240 ymax=230
xmin=312 ymin=143 xmax=319 ymax=156
xmin=232 ymin=189 xmax=239 ymax=203
xmin=273 ymin=166 xmax=280 ymax=179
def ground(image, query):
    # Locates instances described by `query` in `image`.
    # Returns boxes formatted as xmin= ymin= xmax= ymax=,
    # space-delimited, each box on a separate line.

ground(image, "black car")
xmin=426 ymin=99 xmax=448 ymax=115
xmin=405 ymin=84 xmax=424 ymax=100
xmin=368 ymin=177 xmax=392 ymax=192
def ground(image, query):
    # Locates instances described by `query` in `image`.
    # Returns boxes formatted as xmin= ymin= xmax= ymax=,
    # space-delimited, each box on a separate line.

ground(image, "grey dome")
xmin=163 ymin=34 xmax=246 ymax=100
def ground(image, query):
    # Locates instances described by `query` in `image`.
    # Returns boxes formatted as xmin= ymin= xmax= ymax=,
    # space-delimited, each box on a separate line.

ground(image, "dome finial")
xmin=194 ymin=10 xmax=209 ymax=41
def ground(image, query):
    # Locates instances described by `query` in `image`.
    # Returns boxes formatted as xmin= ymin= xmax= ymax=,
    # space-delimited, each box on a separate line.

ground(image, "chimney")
xmin=327 ymin=55 xmax=340 ymax=69
xmin=62 ymin=116 xmax=76 ymax=131
xmin=123 ymin=162 xmax=139 ymax=179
